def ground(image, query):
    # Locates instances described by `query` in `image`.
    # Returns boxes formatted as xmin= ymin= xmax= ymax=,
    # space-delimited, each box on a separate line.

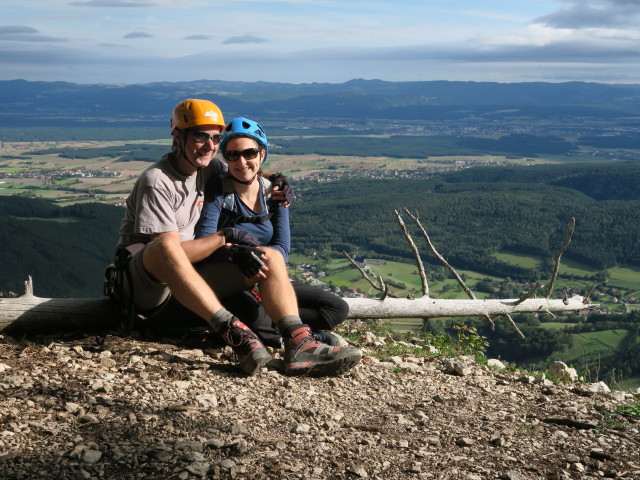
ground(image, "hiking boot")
xmin=313 ymin=331 xmax=348 ymax=347
xmin=283 ymin=324 xmax=361 ymax=377
xmin=221 ymin=319 xmax=272 ymax=376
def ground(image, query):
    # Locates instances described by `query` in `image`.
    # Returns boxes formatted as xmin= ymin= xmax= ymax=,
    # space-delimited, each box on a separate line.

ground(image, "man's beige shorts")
xmin=126 ymin=244 xmax=247 ymax=312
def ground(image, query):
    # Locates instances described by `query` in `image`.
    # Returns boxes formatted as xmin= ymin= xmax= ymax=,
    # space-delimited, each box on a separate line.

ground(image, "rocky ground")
xmin=0 ymin=323 xmax=639 ymax=480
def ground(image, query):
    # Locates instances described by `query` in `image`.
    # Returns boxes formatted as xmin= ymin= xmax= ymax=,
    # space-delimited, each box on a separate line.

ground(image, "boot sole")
xmin=284 ymin=351 xmax=362 ymax=377
xmin=241 ymin=350 xmax=273 ymax=376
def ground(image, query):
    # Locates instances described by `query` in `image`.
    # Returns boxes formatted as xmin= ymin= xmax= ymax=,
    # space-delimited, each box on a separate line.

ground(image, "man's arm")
xmin=151 ymin=230 xmax=227 ymax=264
xmin=181 ymin=232 xmax=227 ymax=263
xmin=264 ymin=171 xmax=294 ymax=206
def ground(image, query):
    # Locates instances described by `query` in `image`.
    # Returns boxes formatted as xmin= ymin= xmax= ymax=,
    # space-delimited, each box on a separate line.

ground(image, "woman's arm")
xmin=269 ymin=204 xmax=290 ymax=261
xmin=195 ymin=178 xmax=224 ymax=240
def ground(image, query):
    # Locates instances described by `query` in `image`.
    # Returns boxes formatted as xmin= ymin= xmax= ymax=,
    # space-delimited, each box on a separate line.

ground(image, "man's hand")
xmin=223 ymin=227 xmax=260 ymax=247
xmin=269 ymin=172 xmax=294 ymax=206
xmin=211 ymin=245 xmax=266 ymax=278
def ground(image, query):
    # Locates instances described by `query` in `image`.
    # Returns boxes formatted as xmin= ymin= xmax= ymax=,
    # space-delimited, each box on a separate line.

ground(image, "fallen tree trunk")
xmin=1 ymin=216 xmax=595 ymax=338
xmin=343 ymin=296 xmax=591 ymax=319
xmin=0 ymin=290 xmax=595 ymax=336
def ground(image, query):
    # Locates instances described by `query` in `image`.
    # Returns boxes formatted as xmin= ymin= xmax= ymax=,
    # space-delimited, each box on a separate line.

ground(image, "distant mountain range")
xmin=2 ymin=78 xmax=640 ymax=127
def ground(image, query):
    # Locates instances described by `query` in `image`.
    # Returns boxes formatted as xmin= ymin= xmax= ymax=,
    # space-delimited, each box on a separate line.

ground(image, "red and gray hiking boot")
xmin=221 ymin=319 xmax=272 ymax=376
xmin=283 ymin=324 xmax=361 ymax=377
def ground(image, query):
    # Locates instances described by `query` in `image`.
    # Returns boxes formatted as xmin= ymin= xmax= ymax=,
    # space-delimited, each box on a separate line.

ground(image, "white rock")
xmin=81 ymin=449 xmax=102 ymax=464
xmin=487 ymin=359 xmax=506 ymax=370
xmin=195 ymin=393 xmax=218 ymax=408
xmin=586 ymin=381 xmax=611 ymax=394
xmin=291 ymin=423 xmax=311 ymax=434
xmin=547 ymin=361 xmax=578 ymax=382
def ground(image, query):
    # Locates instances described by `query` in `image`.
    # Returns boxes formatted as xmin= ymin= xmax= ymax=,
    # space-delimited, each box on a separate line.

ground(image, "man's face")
xmin=177 ymin=126 xmax=223 ymax=174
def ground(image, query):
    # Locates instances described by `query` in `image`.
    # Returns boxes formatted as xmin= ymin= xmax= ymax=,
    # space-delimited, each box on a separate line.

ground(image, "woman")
xmin=196 ymin=117 xmax=349 ymax=348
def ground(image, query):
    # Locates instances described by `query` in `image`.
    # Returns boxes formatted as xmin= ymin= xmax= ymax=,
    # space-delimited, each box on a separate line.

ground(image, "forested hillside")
xmin=0 ymin=197 xmax=121 ymax=297
xmin=291 ymin=161 xmax=640 ymax=278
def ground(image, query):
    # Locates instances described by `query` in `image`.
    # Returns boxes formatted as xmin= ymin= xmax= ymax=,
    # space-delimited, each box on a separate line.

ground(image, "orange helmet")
xmin=171 ymin=99 xmax=225 ymax=134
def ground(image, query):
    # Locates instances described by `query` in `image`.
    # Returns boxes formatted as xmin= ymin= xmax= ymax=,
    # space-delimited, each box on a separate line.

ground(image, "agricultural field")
xmin=0 ymin=140 xmax=166 ymax=205
xmin=539 ymin=321 xmax=579 ymax=331
xmin=291 ymin=255 xmax=496 ymax=300
xmin=563 ymin=329 xmax=629 ymax=368
xmin=538 ymin=323 xmax=640 ymax=388
xmin=265 ymin=152 xmax=537 ymax=178
xmin=494 ymin=250 xmax=640 ymax=308
xmin=0 ymin=139 xmax=566 ymax=207
xmin=493 ymin=250 xmax=604 ymax=279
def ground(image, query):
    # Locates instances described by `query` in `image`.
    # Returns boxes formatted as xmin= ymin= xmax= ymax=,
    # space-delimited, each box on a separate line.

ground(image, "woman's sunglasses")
xmin=223 ymin=147 xmax=261 ymax=162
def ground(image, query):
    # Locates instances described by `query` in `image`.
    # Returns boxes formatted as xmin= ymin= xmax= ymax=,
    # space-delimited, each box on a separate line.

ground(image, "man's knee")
xmin=143 ymin=234 xmax=184 ymax=276
xmin=148 ymin=234 xmax=181 ymax=257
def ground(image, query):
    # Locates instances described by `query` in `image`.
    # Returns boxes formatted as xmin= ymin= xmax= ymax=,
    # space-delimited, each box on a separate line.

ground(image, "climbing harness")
xmin=103 ymin=243 xmax=171 ymax=332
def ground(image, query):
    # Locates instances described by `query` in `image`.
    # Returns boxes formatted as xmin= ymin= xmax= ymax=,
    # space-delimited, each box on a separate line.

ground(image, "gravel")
xmin=1 ymin=325 xmax=639 ymax=480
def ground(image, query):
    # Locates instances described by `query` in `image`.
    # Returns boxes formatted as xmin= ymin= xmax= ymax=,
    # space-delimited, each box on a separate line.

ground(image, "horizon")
xmin=4 ymin=77 xmax=640 ymax=88
xmin=2 ymin=1 xmax=640 ymax=86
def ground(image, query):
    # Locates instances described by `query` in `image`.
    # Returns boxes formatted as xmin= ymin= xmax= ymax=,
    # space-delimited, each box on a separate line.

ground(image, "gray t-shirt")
xmin=117 ymin=155 xmax=225 ymax=247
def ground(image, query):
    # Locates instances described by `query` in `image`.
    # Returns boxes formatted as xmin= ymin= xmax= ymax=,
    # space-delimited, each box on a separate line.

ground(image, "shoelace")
xmin=291 ymin=334 xmax=325 ymax=353
xmin=223 ymin=326 xmax=254 ymax=348
xmin=314 ymin=332 xmax=327 ymax=342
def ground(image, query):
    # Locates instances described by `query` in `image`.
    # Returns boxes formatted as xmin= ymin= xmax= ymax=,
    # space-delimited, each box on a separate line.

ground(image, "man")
xmin=114 ymin=99 xmax=361 ymax=377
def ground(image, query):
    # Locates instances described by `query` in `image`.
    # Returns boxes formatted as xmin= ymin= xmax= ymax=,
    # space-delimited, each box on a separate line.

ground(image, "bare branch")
xmin=394 ymin=210 xmax=429 ymax=297
xmin=380 ymin=276 xmax=390 ymax=301
xmin=404 ymin=208 xmax=477 ymax=300
xmin=511 ymin=282 xmax=540 ymax=306
xmin=483 ymin=314 xmax=496 ymax=329
xmin=502 ymin=313 xmax=525 ymax=339
xmin=24 ymin=275 xmax=34 ymax=297
xmin=546 ymin=217 xmax=575 ymax=299
xmin=583 ymin=283 xmax=598 ymax=304
xmin=342 ymin=251 xmax=399 ymax=298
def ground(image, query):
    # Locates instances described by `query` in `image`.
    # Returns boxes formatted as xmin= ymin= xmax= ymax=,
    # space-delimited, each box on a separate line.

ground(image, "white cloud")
xmin=2 ymin=0 xmax=640 ymax=84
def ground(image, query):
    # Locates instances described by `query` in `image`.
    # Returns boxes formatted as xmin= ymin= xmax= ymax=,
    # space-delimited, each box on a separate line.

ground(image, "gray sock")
xmin=209 ymin=309 xmax=236 ymax=333
xmin=278 ymin=315 xmax=303 ymax=332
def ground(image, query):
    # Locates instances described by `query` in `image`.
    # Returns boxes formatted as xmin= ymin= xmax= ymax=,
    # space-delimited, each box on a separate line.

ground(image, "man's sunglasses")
xmin=190 ymin=130 xmax=223 ymax=145
xmin=223 ymin=147 xmax=261 ymax=162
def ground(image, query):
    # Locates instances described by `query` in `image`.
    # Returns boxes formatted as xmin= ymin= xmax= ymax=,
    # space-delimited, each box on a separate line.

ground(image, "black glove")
xmin=210 ymin=245 xmax=266 ymax=278
xmin=269 ymin=172 xmax=295 ymax=204
xmin=223 ymin=227 xmax=260 ymax=247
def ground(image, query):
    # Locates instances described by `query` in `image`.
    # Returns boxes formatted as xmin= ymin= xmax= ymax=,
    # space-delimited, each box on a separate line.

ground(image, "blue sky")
xmin=2 ymin=0 xmax=640 ymax=85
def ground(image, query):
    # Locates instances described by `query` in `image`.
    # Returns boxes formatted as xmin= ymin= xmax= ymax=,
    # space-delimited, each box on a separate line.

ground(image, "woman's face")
xmin=224 ymin=136 xmax=265 ymax=182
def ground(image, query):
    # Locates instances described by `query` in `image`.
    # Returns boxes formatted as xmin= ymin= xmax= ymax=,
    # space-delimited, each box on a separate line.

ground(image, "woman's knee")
xmin=261 ymin=247 xmax=286 ymax=268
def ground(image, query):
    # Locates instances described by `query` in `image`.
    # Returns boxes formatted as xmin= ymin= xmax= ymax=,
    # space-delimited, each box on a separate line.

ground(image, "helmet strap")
xmin=231 ymin=174 xmax=257 ymax=185
xmin=174 ymin=130 xmax=202 ymax=172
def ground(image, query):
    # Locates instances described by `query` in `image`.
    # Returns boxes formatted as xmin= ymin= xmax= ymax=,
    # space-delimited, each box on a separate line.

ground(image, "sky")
xmin=2 ymin=0 xmax=640 ymax=85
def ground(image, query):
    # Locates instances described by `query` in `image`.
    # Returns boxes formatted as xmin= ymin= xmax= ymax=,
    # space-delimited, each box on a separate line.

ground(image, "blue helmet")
xmin=220 ymin=117 xmax=268 ymax=163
